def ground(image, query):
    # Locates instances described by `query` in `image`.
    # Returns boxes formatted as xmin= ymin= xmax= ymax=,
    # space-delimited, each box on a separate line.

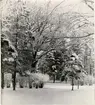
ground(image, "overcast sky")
xmin=22 ymin=0 xmax=93 ymax=14
xmin=1 ymin=0 xmax=93 ymax=15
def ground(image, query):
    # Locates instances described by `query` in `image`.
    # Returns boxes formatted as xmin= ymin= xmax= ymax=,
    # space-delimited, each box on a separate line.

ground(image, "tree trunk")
xmin=1 ymin=60 xmax=5 ymax=89
xmin=77 ymin=79 xmax=79 ymax=89
xmin=1 ymin=71 xmax=4 ymax=89
xmin=53 ymin=74 xmax=56 ymax=83
xmin=28 ymin=76 xmax=32 ymax=89
xmin=19 ymin=79 xmax=24 ymax=88
xmin=71 ymin=77 xmax=74 ymax=91
xmin=12 ymin=71 xmax=16 ymax=91
xmin=31 ymin=60 xmax=37 ymax=73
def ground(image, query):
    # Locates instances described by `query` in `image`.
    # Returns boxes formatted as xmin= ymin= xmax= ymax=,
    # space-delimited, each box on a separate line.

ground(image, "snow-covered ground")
xmin=1 ymin=83 xmax=95 ymax=105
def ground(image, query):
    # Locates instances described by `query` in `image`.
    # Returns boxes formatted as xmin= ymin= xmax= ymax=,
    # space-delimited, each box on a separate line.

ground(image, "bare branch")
xmin=48 ymin=0 xmax=66 ymax=16
xmin=84 ymin=0 xmax=94 ymax=11
xmin=55 ymin=33 xmax=94 ymax=39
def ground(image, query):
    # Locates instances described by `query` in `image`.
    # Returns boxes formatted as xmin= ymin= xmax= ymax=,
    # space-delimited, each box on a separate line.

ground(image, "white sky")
xmin=22 ymin=0 xmax=93 ymax=14
xmin=1 ymin=0 xmax=93 ymax=14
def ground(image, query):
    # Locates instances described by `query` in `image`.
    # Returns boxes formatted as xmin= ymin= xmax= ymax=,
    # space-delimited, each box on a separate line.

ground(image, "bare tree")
xmin=1 ymin=0 xmax=94 ymax=90
xmin=2 ymin=0 xmax=67 ymax=90
xmin=84 ymin=0 xmax=94 ymax=11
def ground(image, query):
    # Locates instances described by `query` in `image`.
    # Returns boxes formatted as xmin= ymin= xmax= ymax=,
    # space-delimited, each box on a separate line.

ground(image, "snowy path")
xmin=1 ymin=83 xmax=95 ymax=105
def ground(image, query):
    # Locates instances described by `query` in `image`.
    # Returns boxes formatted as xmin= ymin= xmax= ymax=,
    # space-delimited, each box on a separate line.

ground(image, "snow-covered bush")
xmin=29 ymin=73 xmax=49 ymax=82
xmin=17 ymin=73 xmax=49 ymax=88
xmin=18 ymin=77 xmax=25 ymax=88
xmin=79 ymin=74 xmax=95 ymax=85
xmin=16 ymin=74 xmax=29 ymax=88
xmin=84 ymin=75 xmax=95 ymax=85
xmin=29 ymin=73 xmax=49 ymax=88
xmin=4 ymin=73 xmax=12 ymax=88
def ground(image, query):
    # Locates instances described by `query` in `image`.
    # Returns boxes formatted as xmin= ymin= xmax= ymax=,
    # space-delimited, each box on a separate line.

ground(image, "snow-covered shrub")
xmin=16 ymin=73 xmax=49 ymax=88
xmin=79 ymin=74 xmax=95 ymax=85
xmin=18 ymin=77 xmax=25 ymax=88
xmin=29 ymin=73 xmax=49 ymax=82
xmin=17 ymin=74 xmax=29 ymax=88
xmin=4 ymin=73 xmax=12 ymax=88
xmin=29 ymin=73 xmax=49 ymax=88
xmin=85 ymin=75 xmax=95 ymax=85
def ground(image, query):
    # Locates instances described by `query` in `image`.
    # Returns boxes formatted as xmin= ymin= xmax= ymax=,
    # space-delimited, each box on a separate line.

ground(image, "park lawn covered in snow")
xmin=1 ymin=83 xmax=95 ymax=105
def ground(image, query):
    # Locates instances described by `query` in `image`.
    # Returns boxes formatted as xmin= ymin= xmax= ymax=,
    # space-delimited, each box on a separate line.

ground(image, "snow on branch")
xmin=55 ymin=33 xmax=94 ymax=39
